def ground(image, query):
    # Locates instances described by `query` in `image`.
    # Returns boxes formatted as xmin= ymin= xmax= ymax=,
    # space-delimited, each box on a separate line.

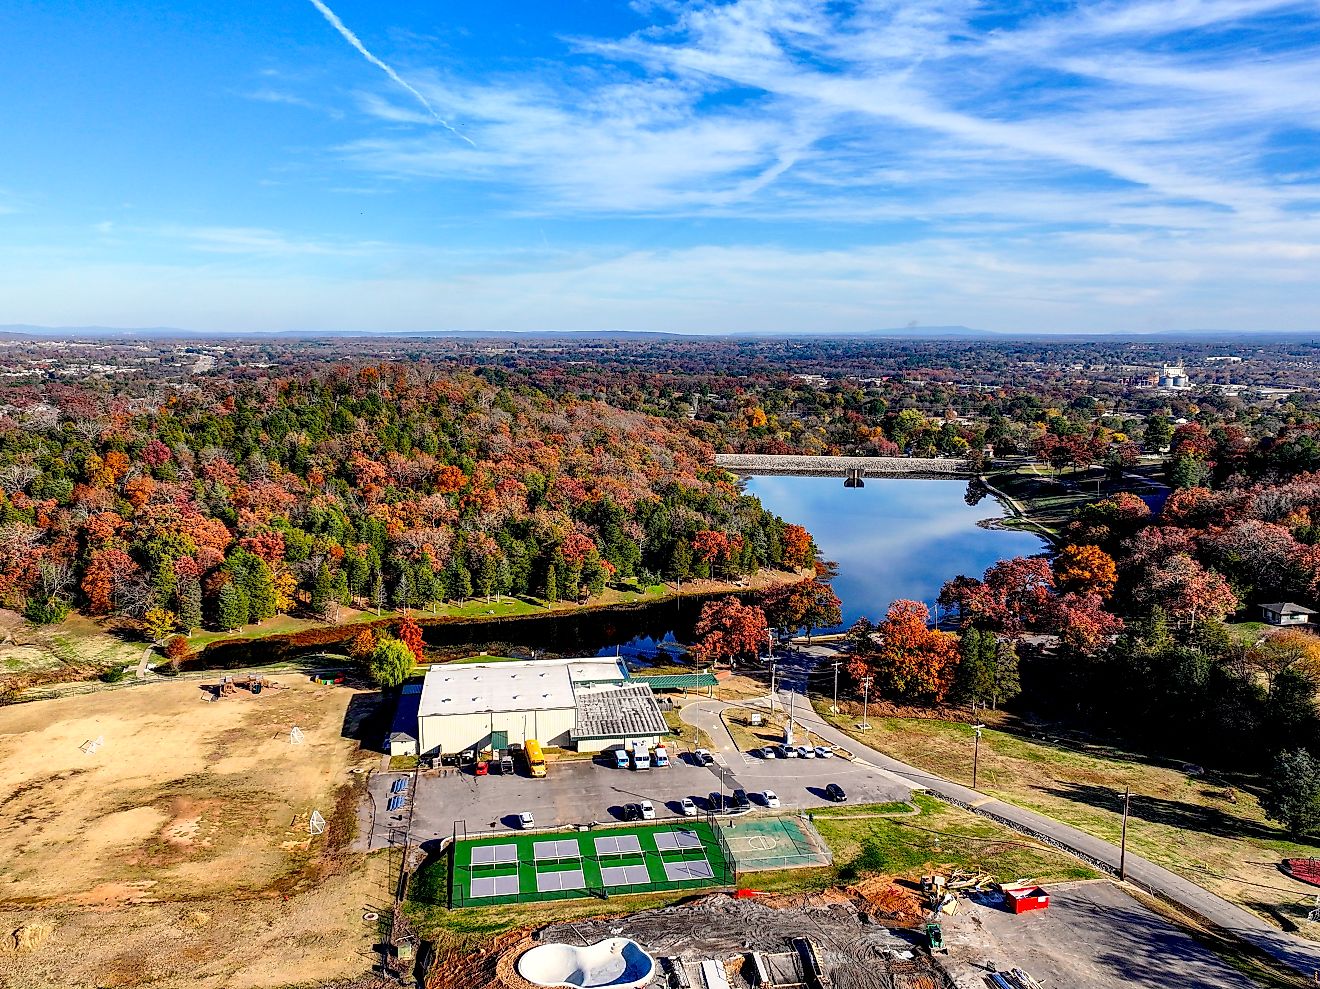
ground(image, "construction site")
xmin=418 ymin=865 xmax=1270 ymax=989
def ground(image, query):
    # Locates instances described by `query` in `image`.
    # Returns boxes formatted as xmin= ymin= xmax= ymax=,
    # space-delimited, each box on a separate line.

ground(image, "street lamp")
xmin=1119 ymin=787 xmax=1131 ymax=880
xmin=767 ymin=627 xmax=778 ymax=713
xmin=972 ymin=723 xmax=986 ymax=790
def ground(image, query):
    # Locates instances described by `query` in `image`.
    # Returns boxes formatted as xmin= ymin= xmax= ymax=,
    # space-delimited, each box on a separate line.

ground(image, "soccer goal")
xmin=309 ymin=809 xmax=327 ymax=835
xmin=289 ymin=726 xmax=305 ymax=745
xmin=80 ymin=735 xmax=104 ymax=755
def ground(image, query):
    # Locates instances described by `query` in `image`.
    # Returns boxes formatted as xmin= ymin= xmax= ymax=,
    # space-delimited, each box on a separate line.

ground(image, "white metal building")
xmin=414 ymin=657 xmax=664 ymax=756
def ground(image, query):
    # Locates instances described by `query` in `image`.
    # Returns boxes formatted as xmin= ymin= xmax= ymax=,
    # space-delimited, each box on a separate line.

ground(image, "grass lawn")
xmin=664 ymin=709 xmax=714 ymax=753
xmin=816 ymin=704 xmax=1320 ymax=933
xmin=813 ymin=793 xmax=1096 ymax=885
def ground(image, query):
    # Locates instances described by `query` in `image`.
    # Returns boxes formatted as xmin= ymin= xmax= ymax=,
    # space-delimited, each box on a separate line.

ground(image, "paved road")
xmin=774 ymin=643 xmax=1320 ymax=981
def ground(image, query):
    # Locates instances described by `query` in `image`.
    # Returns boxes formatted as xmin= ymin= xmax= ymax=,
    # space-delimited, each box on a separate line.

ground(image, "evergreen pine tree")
xmin=246 ymin=559 xmax=277 ymax=623
xmin=310 ymin=564 xmax=332 ymax=616
xmin=175 ymin=578 xmax=202 ymax=635
xmin=544 ymin=563 xmax=559 ymax=605
xmin=217 ymin=582 xmax=250 ymax=631
xmin=669 ymin=540 xmax=692 ymax=585
xmin=444 ymin=559 xmax=473 ymax=601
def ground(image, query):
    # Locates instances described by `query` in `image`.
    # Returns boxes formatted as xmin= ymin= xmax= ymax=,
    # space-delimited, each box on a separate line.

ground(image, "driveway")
xmin=777 ymin=641 xmax=1320 ymax=981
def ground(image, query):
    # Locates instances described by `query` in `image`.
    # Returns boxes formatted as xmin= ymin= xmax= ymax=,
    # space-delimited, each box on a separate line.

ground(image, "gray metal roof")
xmin=1262 ymin=602 xmax=1317 ymax=615
xmin=571 ymin=683 xmax=668 ymax=740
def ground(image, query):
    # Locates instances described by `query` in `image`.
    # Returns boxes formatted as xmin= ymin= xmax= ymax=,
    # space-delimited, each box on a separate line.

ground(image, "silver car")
xmin=797 ymin=745 xmax=816 ymax=759
xmin=814 ymin=746 xmax=834 ymax=758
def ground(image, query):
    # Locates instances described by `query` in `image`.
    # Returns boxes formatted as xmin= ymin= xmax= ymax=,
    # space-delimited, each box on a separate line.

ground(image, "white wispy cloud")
xmin=304 ymin=0 xmax=475 ymax=146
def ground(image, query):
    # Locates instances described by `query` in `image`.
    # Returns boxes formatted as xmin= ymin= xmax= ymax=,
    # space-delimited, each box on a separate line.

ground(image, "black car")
xmin=707 ymin=791 xmax=723 ymax=811
xmin=824 ymin=783 xmax=847 ymax=802
xmin=623 ymin=802 xmax=644 ymax=821
xmin=731 ymin=788 xmax=751 ymax=810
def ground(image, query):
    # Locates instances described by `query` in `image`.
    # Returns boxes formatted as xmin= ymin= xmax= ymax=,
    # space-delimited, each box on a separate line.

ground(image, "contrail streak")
xmin=305 ymin=0 xmax=475 ymax=146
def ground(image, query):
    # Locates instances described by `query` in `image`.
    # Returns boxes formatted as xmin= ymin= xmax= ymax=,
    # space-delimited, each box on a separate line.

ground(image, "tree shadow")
xmin=342 ymin=691 xmax=387 ymax=750
xmin=1039 ymin=781 xmax=1280 ymax=841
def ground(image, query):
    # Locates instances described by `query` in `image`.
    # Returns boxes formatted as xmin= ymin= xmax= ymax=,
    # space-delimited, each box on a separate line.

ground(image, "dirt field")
xmin=0 ymin=675 xmax=384 ymax=988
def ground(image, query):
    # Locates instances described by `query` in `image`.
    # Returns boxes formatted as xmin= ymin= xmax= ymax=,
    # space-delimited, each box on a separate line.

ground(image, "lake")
xmin=193 ymin=475 xmax=1045 ymax=670
xmin=744 ymin=474 xmax=1046 ymax=630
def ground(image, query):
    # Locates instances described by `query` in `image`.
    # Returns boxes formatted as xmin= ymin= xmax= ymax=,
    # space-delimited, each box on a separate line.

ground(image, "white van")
xmin=631 ymin=745 xmax=652 ymax=770
xmin=653 ymin=744 xmax=670 ymax=767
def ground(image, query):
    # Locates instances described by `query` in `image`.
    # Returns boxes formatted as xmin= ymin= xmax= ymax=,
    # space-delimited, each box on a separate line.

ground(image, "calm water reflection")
xmin=745 ymin=475 xmax=1046 ymax=630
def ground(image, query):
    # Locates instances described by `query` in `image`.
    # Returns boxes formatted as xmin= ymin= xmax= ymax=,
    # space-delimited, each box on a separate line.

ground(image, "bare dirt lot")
xmin=0 ymin=675 xmax=384 ymax=989
xmin=942 ymin=881 xmax=1260 ymax=989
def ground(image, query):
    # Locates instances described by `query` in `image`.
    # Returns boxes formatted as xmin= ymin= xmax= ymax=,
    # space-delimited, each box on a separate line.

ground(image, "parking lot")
xmin=363 ymin=744 xmax=913 ymax=846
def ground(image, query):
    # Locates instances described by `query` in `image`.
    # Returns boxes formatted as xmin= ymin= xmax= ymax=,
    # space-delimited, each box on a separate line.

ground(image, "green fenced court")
xmin=720 ymin=815 xmax=833 ymax=872
xmin=450 ymin=819 xmax=735 ymax=907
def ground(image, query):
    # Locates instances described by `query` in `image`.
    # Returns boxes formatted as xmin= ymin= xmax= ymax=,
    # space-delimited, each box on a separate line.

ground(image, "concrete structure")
xmin=388 ymin=683 xmax=422 ymax=756
xmin=517 ymin=938 xmax=655 ymax=989
xmin=715 ymin=453 xmax=970 ymax=476
xmin=1261 ymin=602 xmax=1316 ymax=626
xmin=415 ymin=657 xmax=666 ymax=756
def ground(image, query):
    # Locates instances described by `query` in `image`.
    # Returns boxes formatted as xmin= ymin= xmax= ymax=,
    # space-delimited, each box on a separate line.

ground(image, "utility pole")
xmin=786 ymin=690 xmax=796 ymax=746
xmin=859 ymin=676 xmax=873 ymax=731
xmin=1119 ymin=787 xmax=1131 ymax=881
xmin=972 ymin=723 xmax=986 ymax=790
xmin=767 ymin=627 xmax=778 ymax=712
xmin=832 ymin=661 xmax=840 ymax=712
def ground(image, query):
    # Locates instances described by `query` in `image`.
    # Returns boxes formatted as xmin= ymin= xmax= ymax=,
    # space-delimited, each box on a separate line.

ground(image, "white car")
xmin=640 ymin=800 xmax=656 ymax=820
xmin=814 ymin=746 xmax=834 ymax=759
xmin=797 ymin=745 xmax=816 ymax=759
xmin=517 ymin=811 xmax=535 ymax=829
xmin=694 ymin=748 xmax=714 ymax=765
xmin=760 ymin=746 xmax=778 ymax=759
xmin=762 ymin=789 xmax=781 ymax=808
xmin=680 ymin=797 xmax=698 ymax=817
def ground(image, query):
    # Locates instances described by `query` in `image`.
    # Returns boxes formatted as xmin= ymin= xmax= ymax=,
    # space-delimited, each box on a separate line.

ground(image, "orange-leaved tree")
xmin=691 ymin=598 xmax=768 ymax=668
xmin=869 ymin=599 xmax=960 ymax=704
xmin=1053 ymin=544 xmax=1118 ymax=599
xmin=397 ymin=613 xmax=425 ymax=664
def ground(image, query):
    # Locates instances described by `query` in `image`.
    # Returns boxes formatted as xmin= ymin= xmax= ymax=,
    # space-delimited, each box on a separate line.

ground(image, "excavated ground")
xmin=536 ymin=889 xmax=950 ymax=989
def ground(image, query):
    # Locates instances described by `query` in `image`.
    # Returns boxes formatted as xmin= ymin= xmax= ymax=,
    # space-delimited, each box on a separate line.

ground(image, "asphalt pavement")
xmin=777 ymin=641 xmax=1320 ymax=981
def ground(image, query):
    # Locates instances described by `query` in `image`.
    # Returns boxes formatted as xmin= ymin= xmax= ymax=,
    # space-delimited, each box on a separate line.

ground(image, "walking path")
xmin=774 ymin=643 xmax=1320 ymax=980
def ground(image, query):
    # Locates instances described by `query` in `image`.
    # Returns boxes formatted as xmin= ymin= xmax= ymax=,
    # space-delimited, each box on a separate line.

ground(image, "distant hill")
xmin=0 ymin=325 xmax=689 ymax=341
xmin=0 ymin=323 xmax=1314 ymax=342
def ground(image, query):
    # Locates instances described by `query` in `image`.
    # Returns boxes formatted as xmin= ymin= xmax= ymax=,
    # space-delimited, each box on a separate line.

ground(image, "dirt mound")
xmin=847 ymin=878 xmax=924 ymax=927
xmin=3 ymin=919 xmax=54 ymax=955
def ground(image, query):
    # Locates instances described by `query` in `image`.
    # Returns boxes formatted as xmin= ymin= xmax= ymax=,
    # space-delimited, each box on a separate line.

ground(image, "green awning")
xmin=632 ymin=672 xmax=718 ymax=691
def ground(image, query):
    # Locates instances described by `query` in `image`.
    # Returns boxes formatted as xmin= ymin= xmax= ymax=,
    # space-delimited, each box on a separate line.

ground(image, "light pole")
xmin=859 ymin=676 xmax=873 ymax=731
xmin=767 ymin=627 xmax=778 ymax=712
xmin=972 ymin=723 xmax=986 ymax=789
xmin=1119 ymin=787 xmax=1131 ymax=880
xmin=832 ymin=661 xmax=840 ymax=712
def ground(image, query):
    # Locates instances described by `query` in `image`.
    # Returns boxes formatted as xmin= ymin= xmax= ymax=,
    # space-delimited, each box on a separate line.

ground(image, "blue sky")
xmin=1 ymin=0 xmax=1318 ymax=334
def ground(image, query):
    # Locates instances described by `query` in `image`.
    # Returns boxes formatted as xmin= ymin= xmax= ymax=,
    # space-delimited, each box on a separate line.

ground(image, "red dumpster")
xmin=1002 ymin=884 xmax=1050 ymax=914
